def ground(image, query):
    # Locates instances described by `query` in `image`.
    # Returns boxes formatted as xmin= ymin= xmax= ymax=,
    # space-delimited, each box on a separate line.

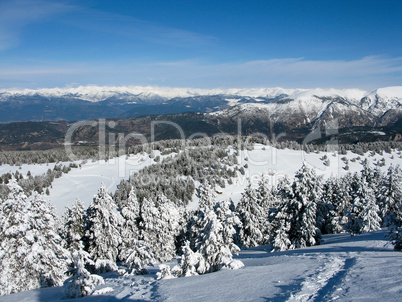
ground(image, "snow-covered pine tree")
xmin=360 ymin=191 xmax=381 ymax=233
xmin=271 ymin=165 xmax=322 ymax=250
xmin=0 ymin=180 xmax=68 ymax=295
xmin=63 ymin=250 xmax=104 ymax=298
xmin=186 ymin=190 xmax=243 ymax=275
xmin=324 ymin=175 xmax=353 ymax=234
xmin=192 ymin=204 xmax=240 ymax=273
xmin=378 ymin=165 xmax=402 ymax=226
xmin=271 ymin=203 xmax=292 ymax=251
xmin=173 ymin=241 xmax=206 ymax=277
xmin=139 ymin=195 xmax=181 ymax=263
xmin=256 ymin=175 xmax=275 ymax=211
xmin=197 ymin=181 xmax=217 ymax=211
xmin=345 ymin=173 xmax=380 ymax=235
xmin=290 ymin=164 xmax=322 ymax=248
xmin=381 ymin=166 xmax=402 ymax=250
xmin=63 ymin=198 xmax=86 ymax=252
xmin=236 ymin=182 xmax=264 ymax=248
xmin=124 ymin=239 xmax=154 ymax=275
xmin=317 ymin=177 xmax=336 ymax=234
xmin=276 ymin=176 xmax=292 ymax=202
xmin=114 ymin=179 xmax=132 ymax=210
xmin=361 ymin=159 xmax=375 ymax=185
xmin=119 ymin=187 xmax=141 ymax=262
xmin=256 ymin=175 xmax=277 ymax=242
xmin=156 ymin=195 xmax=183 ymax=260
xmin=387 ymin=201 xmax=402 ymax=250
xmin=214 ymin=199 xmax=241 ymax=255
xmin=84 ymin=184 xmax=122 ymax=273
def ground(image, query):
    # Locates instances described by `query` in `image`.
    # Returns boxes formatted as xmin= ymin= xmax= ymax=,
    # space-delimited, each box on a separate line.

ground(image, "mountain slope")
xmin=0 ymin=230 xmax=399 ymax=301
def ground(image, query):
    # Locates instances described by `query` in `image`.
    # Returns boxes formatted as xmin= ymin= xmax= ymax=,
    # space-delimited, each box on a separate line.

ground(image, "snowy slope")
xmin=1 ymin=229 xmax=400 ymax=301
xmin=37 ymin=144 xmax=402 ymax=212
xmin=2 ymin=143 xmax=399 ymax=213
xmin=47 ymin=152 xmax=165 ymax=213
xmin=190 ymin=144 xmax=402 ymax=209
xmin=360 ymin=86 xmax=402 ymax=115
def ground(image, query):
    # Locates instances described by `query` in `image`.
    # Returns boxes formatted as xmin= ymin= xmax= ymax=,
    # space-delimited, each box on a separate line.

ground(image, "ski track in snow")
xmin=286 ymin=256 xmax=353 ymax=302
xmin=0 ymin=230 xmax=400 ymax=301
xmin=106 ymin=276 xmax=157 ymax=301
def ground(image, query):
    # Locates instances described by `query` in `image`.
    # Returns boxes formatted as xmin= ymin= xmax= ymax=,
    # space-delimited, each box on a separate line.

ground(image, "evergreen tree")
xmin=236 ymin=182 xmax=264 ymax=248
xmin=0 ymin=180 xmax=68 ymax=295
xmin=387 ymin=202 xmax=402 ymax=251
xmin=63 ymin=250 xmax=104 ymax=298
xmin=256 ymin=175 xmax=275 ymax=211
xmin=290 ymin=165 xmax=322 ymax=248
xmin=271 ymin=165 xmax=322 ymax=250
xmin=360 ymin=193 xmax=381 ymax=233
xmin=360 ymin=159 xmax=376 ymax=186
xmin=192 ymin=208 xmax=236 ymax=273
xmin=345 ymin=174 xmax=380 ymax=235
xmin=276 ymin=176 xmax=292 ymax=203
xmin=318 ymin=177 xmax=336 ymax=234
xmin=63 ymin=198 xmax=86 ymax=252
xmin=173 ymin=241 xmax=206 ymax=277
xmin=271 ymin=205 xmax=292 ymax=251
xmin=124 ymin=239 xmax=154 ymax=275
xmin=256 ymin=176 xmax=277 ymax=242
xmin=197 ymin=181 xmax=216 ymax=211
xmin=378 ymin=165 xmax=402 ymax=226
xmin=214 ymin=199 xmax=242 ymax=254
xmin=140 ymin=195 xmax=181 ymax=262
xmin=382 ymin=166 xmax=402 ymax=250
xmin=325 ymin=175 xmax=353 ymax=234
xmin=119 ymin=187 xmax=141 ymax=262
xmin=84 ymin=184 xmax=122 ymax=273
xmin=186 ymin=192 xmax=243 ymax=275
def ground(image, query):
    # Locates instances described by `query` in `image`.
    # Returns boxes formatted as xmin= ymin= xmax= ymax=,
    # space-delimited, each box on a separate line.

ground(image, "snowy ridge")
xmin=211 ymin=86 xmax=402 ymax=124
xmin=2 ymin=85 xmax=399 ymax=104
xmin=360 ymin=86 xmax=402 ymax=115
xmin=0 ymin=86 xmax=306 ymax=103
xmin=0 ymin=85 xmax=401 ymax=123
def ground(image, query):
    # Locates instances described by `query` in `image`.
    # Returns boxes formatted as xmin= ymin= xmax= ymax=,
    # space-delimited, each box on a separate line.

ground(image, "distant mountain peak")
xmin=0 ymin=85 xmax=401 ymax=124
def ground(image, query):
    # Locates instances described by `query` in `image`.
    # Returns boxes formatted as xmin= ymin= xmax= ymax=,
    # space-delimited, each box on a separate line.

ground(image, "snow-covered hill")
xmin=0 ymin=144 xmax=399 ymax=213
xmin=1 ymin=229 xmax=400 ymax=301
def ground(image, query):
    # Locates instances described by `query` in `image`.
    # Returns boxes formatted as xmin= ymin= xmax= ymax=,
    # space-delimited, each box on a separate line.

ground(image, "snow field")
xmin=213 ymin=144 xmax=402 ymax=206
xmin=2 ymin=230 xmax=398 ymax=301
xmin=47 ymin=151 xmax=164 ymax=213
xmin=2 ymin=144 xmax=400 ymax=213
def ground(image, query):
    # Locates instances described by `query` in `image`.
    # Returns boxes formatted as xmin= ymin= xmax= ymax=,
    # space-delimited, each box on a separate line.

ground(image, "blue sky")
xmin=0 ymin=0 xmax=401 ymax=90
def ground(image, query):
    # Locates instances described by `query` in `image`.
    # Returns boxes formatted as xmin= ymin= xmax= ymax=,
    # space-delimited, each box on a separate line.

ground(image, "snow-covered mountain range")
xmin=2 ymin=85 xmax=401 ymax=107
xmin=0 ymin=86 xmax=307 ymax=103
xmin=0 ymin=85 xmax=401 ymax=129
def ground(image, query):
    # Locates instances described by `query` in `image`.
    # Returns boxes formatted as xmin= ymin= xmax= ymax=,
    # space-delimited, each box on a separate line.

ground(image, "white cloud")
xmin=0 ymin=0 xmax=77 ymax=50
xmin=0 ymin=56 xmax=401 ymax=90
xmin=0 ymin=0 xmax=215 ymax=52
xmin=60 ymin=7 xmax=216 ymax=48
